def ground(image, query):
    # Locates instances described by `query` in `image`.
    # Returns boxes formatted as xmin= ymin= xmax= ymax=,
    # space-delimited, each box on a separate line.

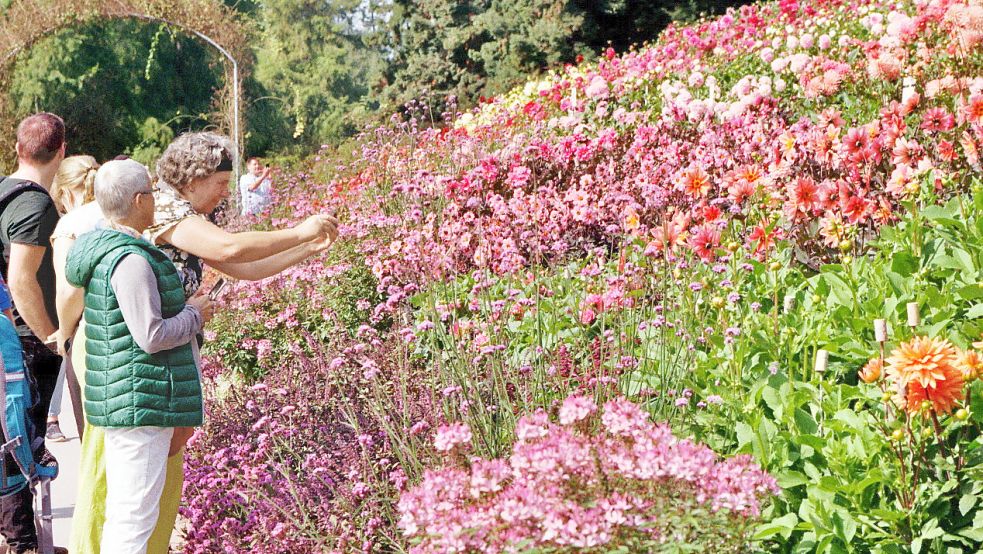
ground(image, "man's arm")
xmin=8 ymin=243 xmax=56 ymax=339
xmin=249 ymin=167 xmax=273 ymax=191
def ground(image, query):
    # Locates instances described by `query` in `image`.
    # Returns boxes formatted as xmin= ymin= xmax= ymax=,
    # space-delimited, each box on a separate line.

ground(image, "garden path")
xmin=46 ymin=389 xmax=80 ymax=548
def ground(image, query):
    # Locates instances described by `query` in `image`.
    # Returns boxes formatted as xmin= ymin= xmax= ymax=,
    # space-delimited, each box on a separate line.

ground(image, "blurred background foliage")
xmin=2 ymin=0 xmax=745 ymax=162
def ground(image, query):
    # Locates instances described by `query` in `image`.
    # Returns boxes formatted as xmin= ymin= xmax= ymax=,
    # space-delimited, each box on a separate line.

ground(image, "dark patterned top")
xmin=146 ymin=183 xmax=204 ymax=299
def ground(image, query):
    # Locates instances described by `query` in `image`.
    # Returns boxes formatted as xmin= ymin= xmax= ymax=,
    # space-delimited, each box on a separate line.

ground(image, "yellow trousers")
xmin=68 ymin=321 xmax=186 ymax=554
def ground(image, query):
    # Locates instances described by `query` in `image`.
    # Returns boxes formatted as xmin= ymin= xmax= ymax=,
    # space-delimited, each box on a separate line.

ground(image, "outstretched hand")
xmin=296 ymin=214 xmax=340 ymax=242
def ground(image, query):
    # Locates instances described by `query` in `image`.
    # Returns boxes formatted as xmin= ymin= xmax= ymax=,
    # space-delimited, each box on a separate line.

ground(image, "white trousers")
xmin=102 ymin=426 xmax=174 ymax=554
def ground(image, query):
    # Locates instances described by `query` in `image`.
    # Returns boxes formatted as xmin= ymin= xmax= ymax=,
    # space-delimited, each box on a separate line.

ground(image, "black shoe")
xmin=45 ymin=422 xmax=66 ymax=442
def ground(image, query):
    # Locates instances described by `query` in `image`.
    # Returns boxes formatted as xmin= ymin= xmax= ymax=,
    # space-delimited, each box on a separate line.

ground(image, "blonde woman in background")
xmin=45 ymin=155 xmax=99 ymax=442
xmin=49 ymin=154 xmax=97 ymax=215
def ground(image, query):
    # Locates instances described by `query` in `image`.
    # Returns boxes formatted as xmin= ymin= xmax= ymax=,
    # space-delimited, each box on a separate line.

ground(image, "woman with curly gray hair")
xmin=148 ymin=131 xmax=338 ymax=296
xmin=68 ymin=131 xmax=339 ymax=554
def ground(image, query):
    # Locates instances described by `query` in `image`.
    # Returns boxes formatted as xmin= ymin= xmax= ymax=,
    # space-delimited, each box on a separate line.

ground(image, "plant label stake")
xmin=815 ymin=349 xmax=829 ymax=374
xmin=874 ymin=319 xmax=893 ymax=418
xmin=906 ymin=303 xmax=920 ymax=328
xmin=783 ymin=295 xmax=795 ymax=314
xmin=874 ymin=319 xmax=888 ymax=343
xmin=815 ymin=349 xmax=829 ymax=432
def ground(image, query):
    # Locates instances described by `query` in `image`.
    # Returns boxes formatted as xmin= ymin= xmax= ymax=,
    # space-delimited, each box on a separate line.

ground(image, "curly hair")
xmin=50 ymin=155 xmax=99 ymax=214
xmin=155 ymin=132 xmax=235 ymax=191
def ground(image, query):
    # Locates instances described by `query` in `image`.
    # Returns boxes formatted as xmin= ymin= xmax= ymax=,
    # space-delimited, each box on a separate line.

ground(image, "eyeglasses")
xmin=134 ymin=190 xmax=154 ymax=199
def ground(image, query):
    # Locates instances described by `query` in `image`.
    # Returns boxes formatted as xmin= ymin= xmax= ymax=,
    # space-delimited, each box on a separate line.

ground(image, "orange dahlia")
xmin=859 ymin=358 xmax=882 ymax=383
xmin=957 ymin=349 xmax=983 ymax=382
xmin=885 ymin=336 xmax=965 ymax=415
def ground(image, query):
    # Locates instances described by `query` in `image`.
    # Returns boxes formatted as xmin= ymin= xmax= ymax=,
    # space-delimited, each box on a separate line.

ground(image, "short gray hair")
xmin=94 ymin=159 xmax=151 ymax=220
xmin=155 ymin=132 xmax=234 ymax=192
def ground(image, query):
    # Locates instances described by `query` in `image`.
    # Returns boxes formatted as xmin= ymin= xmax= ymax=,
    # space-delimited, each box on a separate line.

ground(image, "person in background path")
xmin=44 ymin=155 xmax=99 ymax=442
xmin=237 ymin=156 xmax=272 ymax=216
xmin=65 ymin=159 xmax=214 ymax=554
xmin=0 ymin=112 xmax=67 ymax=553
xmin=70 ymin=132 xmax=339 ymax=554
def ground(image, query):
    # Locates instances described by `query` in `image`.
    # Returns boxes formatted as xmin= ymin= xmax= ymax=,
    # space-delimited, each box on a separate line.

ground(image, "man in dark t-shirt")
xmin=0 ymin=113 xmax=67 ymax=554
xmin=0 ymin=178 xmax=58 ymax=336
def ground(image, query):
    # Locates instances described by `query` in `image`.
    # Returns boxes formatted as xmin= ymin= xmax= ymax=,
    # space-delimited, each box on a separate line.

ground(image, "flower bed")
xmin=185 ymin=0 xmax=983 ymax=551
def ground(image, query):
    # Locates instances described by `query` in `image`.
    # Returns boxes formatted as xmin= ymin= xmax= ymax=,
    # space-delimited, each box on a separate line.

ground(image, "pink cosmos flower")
xmin=507 ymin=165 xmax=533 ymax=188
xmin=964 ymin=94 xmax=983 ymax=125
xmin=921 ymin=107 xmax=955 ymax=133
xmin=787 ymin=176 xmax=819 ymax=218
xmin=586 ymin=76 xmax=610 ymax=99
xmin=688 ymin=225 xmax=720 ymax=262
xmin=678 ymin=165 xmax=711 ymax=198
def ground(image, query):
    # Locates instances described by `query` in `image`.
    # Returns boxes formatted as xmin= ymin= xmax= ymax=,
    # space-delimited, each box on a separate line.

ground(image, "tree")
xmin=379 ymin=0 xmax=490 ymax=113
xmin=377 ymin=0 xmax=748 ymax=116
xmin=471 ymin=0 xmax=583 ymax=94
xmin=7 ymin=20 xmax=222 ymax=163
xmin=250 ymin=0 xmax=389 ymax=152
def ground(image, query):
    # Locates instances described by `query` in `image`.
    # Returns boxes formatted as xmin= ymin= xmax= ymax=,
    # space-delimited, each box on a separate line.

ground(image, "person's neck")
xmin=109 ymin=218 xmax=147 ymax=237
xmin=10 ymin=162 xmax=57 ymax=190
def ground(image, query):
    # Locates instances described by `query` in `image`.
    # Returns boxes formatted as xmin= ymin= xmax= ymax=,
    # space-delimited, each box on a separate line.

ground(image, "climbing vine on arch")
xmin=0 ymin=0 xmax=253 ymax=170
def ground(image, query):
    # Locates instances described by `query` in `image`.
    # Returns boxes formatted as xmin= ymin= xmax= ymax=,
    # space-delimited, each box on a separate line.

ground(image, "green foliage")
xmin=250 ymin=0 xmax=388 ymax=151
xmin=7 ymin=20 xmax=220 ymax=161
xmin=4 ymin=1 xmax=749 ymax=157
xmin=379 ymin=0 xmax=748 ymax=114
xmin=677 ymin=181 xmax=983 ymax=553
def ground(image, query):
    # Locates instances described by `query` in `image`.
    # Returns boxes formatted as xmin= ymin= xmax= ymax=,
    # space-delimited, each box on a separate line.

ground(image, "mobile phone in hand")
xmin=208 ymin=278 xmax=228 ymax=301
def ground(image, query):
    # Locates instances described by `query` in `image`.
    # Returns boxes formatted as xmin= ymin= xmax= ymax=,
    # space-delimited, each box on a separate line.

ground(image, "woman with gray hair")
xmin=148 ymin=132 xmax=338 ymax=297
xmin=68 ymin=132 xmax=340 ymax=554
xmin=66 ymin=159 xmax=214 ymax=553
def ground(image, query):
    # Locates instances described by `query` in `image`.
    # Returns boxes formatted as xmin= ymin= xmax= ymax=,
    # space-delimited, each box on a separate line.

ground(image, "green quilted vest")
xmin=65 ymin=228 xmax=203 ymax=428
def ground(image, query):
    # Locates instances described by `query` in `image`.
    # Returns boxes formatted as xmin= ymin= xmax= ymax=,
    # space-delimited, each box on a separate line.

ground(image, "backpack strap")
xmin=0 ymin=178 xmax=48 ymax=215
xmin=0 ymin=178 xmax=50 ymax=277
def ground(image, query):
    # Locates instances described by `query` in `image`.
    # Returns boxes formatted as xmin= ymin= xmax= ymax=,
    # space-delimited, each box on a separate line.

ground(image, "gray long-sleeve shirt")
xmin=109 ymin=254 xmax=202 ymax=357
